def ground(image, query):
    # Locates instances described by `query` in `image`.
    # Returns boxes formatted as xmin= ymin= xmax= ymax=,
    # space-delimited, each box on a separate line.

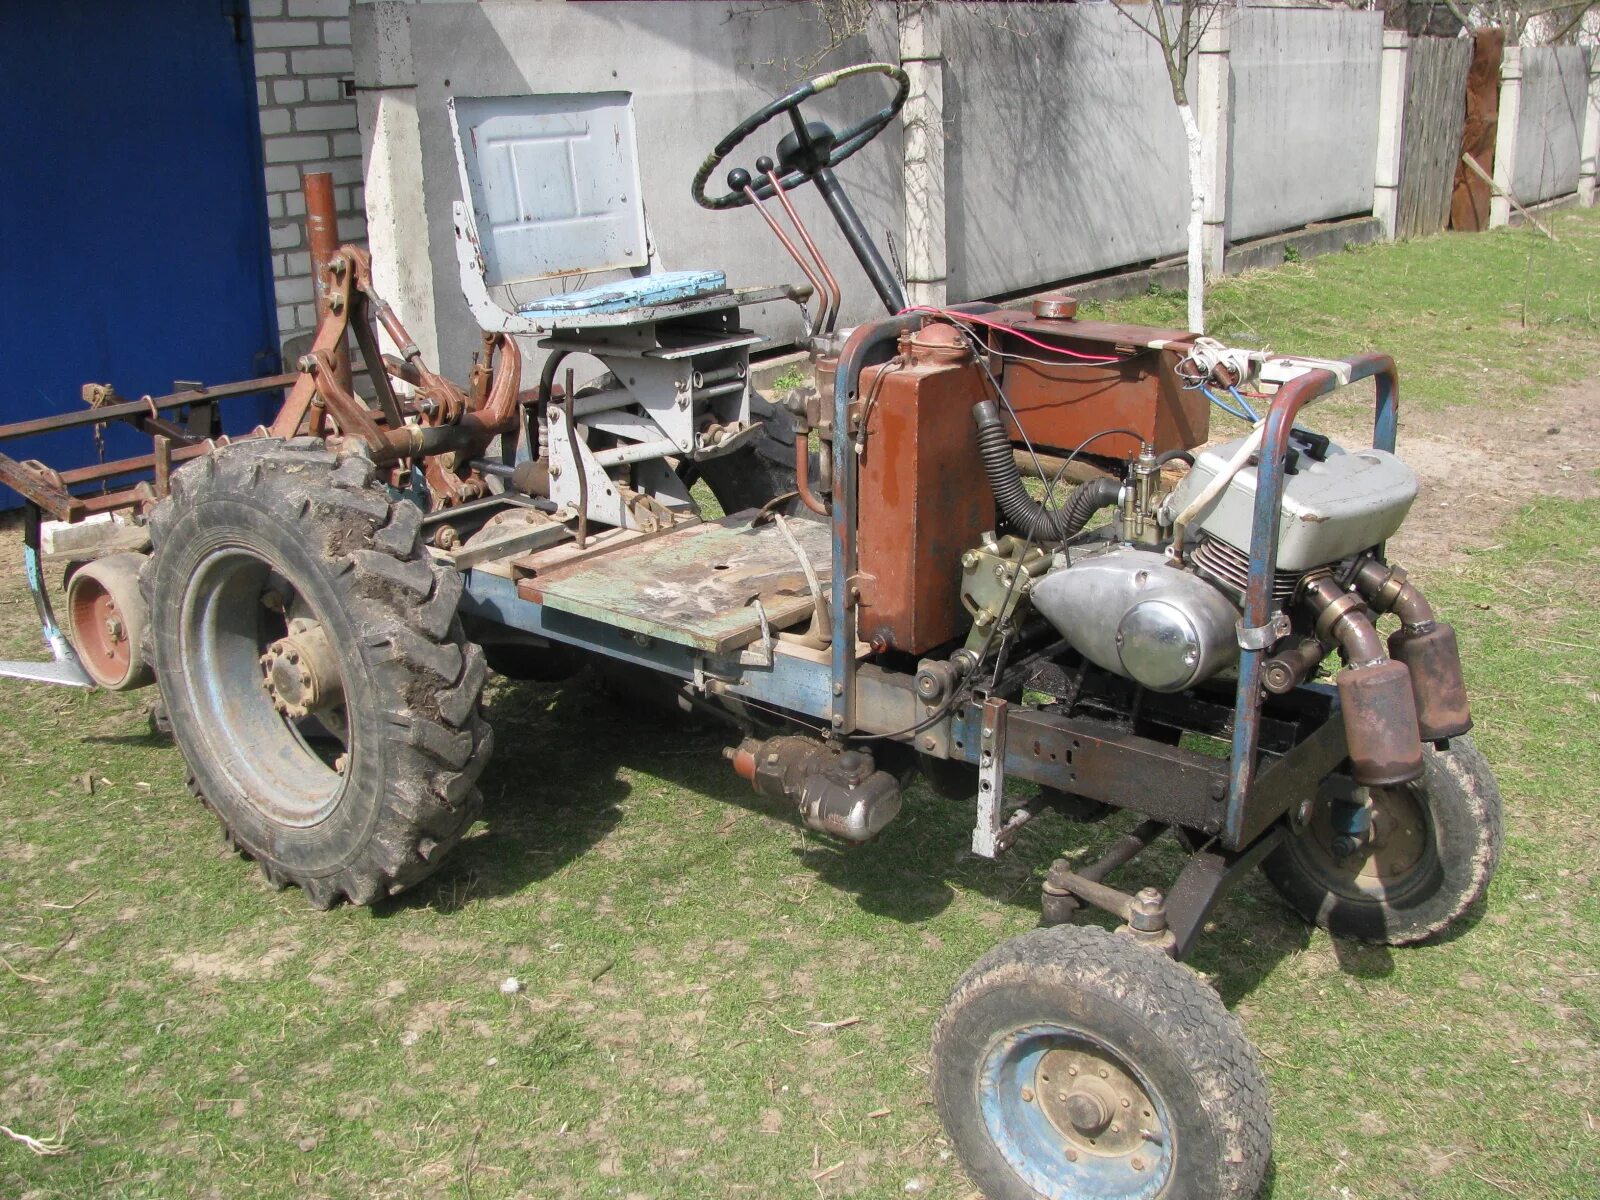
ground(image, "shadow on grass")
xmin=378 ymin=666 xmax=1420 ymax=1024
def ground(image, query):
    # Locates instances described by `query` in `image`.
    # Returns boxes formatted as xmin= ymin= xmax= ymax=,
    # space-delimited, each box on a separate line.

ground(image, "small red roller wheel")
xmin=65 ymin=553 xmax=154 ymax=690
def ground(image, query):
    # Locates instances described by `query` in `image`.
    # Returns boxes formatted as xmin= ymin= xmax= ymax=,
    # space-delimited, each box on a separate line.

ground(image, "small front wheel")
xmin=1261 ymin=736 xmax=1501 ymax=945
xmin=932 ymin=925 xmax=1271 ymax=1200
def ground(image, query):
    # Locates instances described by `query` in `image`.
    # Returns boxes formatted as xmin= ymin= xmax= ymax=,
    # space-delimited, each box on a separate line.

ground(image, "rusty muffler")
xmin=727 ymin=735 xmax=901 ymax=843
xmin=1352 ymin=559 xmax=1473 ymax=741
xmin=1300 ymin=573 xmax=1424 ymax=787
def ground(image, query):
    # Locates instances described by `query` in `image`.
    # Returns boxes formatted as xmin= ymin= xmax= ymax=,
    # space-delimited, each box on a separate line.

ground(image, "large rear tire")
xmin=143 ymin=438 xmax=492 ymax=908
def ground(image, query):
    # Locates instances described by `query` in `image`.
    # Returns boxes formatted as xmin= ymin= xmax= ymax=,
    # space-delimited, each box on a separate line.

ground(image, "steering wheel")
xmin=691 ymin=62 xmax=909 ymax=210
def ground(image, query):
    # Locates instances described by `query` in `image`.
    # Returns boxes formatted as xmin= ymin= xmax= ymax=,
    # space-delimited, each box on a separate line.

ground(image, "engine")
xmin=1029 ymin=432 xmax=1419 ymax=696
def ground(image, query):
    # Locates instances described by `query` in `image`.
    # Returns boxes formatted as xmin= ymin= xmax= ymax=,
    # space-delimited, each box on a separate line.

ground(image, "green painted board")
xmin=535 ymin=513 xmax=832 ymax=654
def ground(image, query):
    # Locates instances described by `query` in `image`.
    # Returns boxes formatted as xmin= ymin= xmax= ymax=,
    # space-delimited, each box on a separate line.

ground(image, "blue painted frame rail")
xmin=1223 ymin=353 xmax=1399 ymax=848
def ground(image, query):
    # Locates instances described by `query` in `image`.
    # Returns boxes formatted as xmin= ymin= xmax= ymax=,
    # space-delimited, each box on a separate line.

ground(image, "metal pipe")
xmin=0 ymin=376 xmax=295 ymax=444
xmin=811 ymin=165 xmax=907 ymax=315
xmin=564 ymin=367 xmax=587 ymax=549
xmin=1301 ymin=574 xmax=1385 ymax=665
xmin=1224 ymin=354 xmax=1399 ymax=847
xmin=302 ymin=172 xmax=352 ymax=397
xmin=765 ymin=166 xmax=841 ymax=332
xmin=794 ymin=430 xmax=827 ymax=515
xmin=741 ymin=182 xmax=828 ymax=333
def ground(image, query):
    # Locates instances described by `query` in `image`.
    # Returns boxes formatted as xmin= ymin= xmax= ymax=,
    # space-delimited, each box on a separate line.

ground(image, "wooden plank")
xmin=1398 ymin=36 xmax=1474 ymax=240
xmin=531 ymin=513 xmax=832 ymax=655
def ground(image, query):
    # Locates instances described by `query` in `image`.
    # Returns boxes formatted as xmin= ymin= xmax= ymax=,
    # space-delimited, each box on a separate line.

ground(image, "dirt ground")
xmin=1336 ymin=374 xmax=1600 ymax=571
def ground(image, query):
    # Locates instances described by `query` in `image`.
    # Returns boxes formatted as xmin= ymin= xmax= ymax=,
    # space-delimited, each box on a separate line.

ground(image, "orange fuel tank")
xmin=855 ymin=323 xmax=994 ymax=655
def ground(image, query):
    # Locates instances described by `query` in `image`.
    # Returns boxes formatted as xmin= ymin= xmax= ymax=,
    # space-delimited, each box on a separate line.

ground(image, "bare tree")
xmin=1108 ymin=0 xmax=1228 ymax=334
xmin=1438 ymin=0 xmax=1598 ymax=42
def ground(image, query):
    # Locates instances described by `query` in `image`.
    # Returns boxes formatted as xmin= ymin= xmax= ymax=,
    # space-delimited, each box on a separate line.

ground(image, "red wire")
xmin=899 ymin=305 xmax=1125 ymax=364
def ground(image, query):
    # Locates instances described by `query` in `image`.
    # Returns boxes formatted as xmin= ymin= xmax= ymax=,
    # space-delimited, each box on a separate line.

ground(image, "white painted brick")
xmin=275 ymin=276 xmax=314 ymax=305
xmin=269 ymin=221 xmax=302 ymax=250
xmin=283 ymin=192 xmax=307 ymax=217
xmin=265 ymin=193 xmax=285 ymax=219
xmin=256 ymin=80 xmax=270 ymax=106
xmin=333 ymin=185 xmax=351 ymax=210
xmin=276 ymin=304 xmax=299 ymax=334
xmin=271 ymin=253 xmax=288 ymax=278
xmin=263 ymin=164 xmax=302 ymax=192
xmin=273 ymin=78 xmax=306 ymax=104
xmin=255 ymin=51 xmax=287 ymax=76
xmin=264 ymin=134 xmax=330 ymax=163
xmin=284 ymin=251 xmax=312 ymax=276
xmin=323 ymin=159 xmax=364 ymax=185
xmin=291 ymin=47 xmax=353 ymax=76
xmin=252 ymin=0 xmax=285 ymax=16
xmin=295 ymin=303 xmax=319 ymax=329
xmin=306 ymin=77 xmax=344 ymax=102
xmin=287 ymin=0 xmax=347 ymax=16
xmin=350 ymin=184 xmax=364 ymax=211
xmin=330 ymin=131 xmax=362 ymax=158
xmin=294 ymin=104 xmax=357 ymax=132
xmin=253 ymin=20 xmax=319 ymax=48
xmin=322 ymin=19 xmax=350 ymax=46
xmin=337 ymin=215 xmax=367 ymax=241
xmin=258 ymin=107 xmax=292 ymax=136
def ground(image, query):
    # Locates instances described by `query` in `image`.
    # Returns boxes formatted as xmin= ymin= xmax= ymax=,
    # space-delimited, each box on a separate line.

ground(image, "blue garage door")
xmin=0 ymin=0 xmax=279 ymax=498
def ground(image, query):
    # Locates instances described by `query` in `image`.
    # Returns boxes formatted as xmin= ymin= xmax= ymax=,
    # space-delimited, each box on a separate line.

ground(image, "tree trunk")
xmin=1178 ymin=100 xmax=1206 ymax=334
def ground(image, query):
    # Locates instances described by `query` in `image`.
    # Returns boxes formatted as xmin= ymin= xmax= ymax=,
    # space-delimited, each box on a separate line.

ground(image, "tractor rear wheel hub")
xmin=259 ymin=623 xmax=342 ymax=719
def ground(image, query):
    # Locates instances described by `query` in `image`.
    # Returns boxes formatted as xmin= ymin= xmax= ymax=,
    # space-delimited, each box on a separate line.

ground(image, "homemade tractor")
xmin=1 ymin=65 xmax=1500 ymax=1199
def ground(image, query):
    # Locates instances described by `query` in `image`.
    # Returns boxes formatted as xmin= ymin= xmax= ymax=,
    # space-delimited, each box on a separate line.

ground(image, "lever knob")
xmin=755 ymin=155 xmax=775 ymax=177
xmin=726 ymin=167 xmax=752 ymax=194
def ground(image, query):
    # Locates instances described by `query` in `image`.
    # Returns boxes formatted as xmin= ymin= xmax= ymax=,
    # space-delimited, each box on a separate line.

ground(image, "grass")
xmin=2 ymin=212 xmax=1598 ymax=1198
xmin=1083 ymin=207 xmax=1600 ymax=413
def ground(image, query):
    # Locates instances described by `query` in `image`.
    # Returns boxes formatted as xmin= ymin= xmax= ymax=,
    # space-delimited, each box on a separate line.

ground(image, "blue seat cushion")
xmin=516 ymin=269 xmax=727 ymax=318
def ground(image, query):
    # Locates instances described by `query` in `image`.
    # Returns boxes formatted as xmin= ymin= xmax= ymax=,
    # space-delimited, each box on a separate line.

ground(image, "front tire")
xmin=1261 ymin=736 xmax=1501 ymax=945
xmin=933 ymin=925 xmax=1272 ymax=1200
xmin=144 ymin=438 xmax=492 ymax=908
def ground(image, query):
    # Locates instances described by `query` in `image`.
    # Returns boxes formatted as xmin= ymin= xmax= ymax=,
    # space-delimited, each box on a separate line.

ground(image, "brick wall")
xmin=249 ymin=0 xmax=367 ymax=356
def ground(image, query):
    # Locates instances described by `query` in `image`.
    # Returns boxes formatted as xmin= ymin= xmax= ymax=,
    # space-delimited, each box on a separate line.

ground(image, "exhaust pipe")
xmin=1351 ymin=559 xmax=1473 ymax=741
xmin=1300 ymin=574 xmax=1424 ymax=787
xmin=727 ymin=735 xmax=901 ymax=843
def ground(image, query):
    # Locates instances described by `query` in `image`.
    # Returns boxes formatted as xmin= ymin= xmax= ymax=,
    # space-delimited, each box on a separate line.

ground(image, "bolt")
xmin=296 ymin=354 xmax=317 ymax=373
xmin=1056 ymin=1091 xmax=1069 ymax=1103
xmin=922 ymin=737 xmax=936 ymax=752
xmin=1120 ymin=1098 xmax=1131 ymax=1108
xmin=1065 ymin=1149 xmax=1078 ymax=1162
xmin=1067 ymin=1066 xmax=1078 ymax=1077
xmin=105 ymin=617 xmax=124 ymax=642
xmin=327 ymin=293 xmax=345 ymax=313
xmin=1098 ymin=1068 xmax=1109 ymax=1079
xmin=328 ymin=256 xmax=346 ymax=276
xmin=831 ymin=714 xmax=844 ymax=728
xmin=1332 ymin=834 xmax=1361 ymax=858
xmin=1132 ymin=1157 xmax=1146 ymax=1172
xmin=832 ymin=683 xmax=844 ymax=697
xmin=1020 ymin=1087 xmax=1034 ymax=1103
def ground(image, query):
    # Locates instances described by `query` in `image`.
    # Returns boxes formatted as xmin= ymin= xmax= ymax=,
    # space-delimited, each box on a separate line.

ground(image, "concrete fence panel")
xmin=355 ymin=0 xmax=903 ymax=374
xmin=1513 ymin=45 xmax=1588 ymax=204
xmin=940 ymin=5 xmax=1188 ymax=302
xmin=1227 ymin=8 xmax=1383 ymax=242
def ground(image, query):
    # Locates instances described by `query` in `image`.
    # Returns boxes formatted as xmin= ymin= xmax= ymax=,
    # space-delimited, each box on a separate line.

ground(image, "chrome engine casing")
xmin=1031 ymin=548 xmax=1240 ymax=693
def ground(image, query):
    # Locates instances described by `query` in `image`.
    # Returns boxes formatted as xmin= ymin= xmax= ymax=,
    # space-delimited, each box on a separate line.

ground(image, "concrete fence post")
xmin=1373 ymin=30 xmax=1410 ymax=239
xmin=1579 ymin=48 xmax=1599 ymax=208
xmin=1195 ymin=21 xmax=1231 ymax=278
xmin=900 ymin=1 xmax=947 ymax=308
xmin=352 ymin=2 xmax=440 ymax=365
xmin=1489 ymin=44 xmax=1522 ymax=228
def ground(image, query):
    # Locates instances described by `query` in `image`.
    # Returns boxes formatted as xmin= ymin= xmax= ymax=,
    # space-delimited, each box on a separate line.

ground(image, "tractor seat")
xmin=512 ymin=270 xmax=729 ymax=322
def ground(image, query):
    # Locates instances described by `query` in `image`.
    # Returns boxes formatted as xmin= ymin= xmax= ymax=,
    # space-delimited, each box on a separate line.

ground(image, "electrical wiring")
xmin=1200 ymin=382 xmax=1257 ymax=423
xmin=1226 ymin=384 xmax=1260 ymax=421
xmin=899 ymin=305 xmax=1126 ymax=364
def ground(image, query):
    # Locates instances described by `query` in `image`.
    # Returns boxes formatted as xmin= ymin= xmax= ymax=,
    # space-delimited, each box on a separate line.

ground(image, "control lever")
xmin=730 ymin=165 xmax=837 ymax=339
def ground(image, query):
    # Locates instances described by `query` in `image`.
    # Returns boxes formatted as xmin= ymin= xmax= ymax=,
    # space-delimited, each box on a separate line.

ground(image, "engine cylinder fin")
xmin=1190 ymin=538 xmax=1300 ymax=602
